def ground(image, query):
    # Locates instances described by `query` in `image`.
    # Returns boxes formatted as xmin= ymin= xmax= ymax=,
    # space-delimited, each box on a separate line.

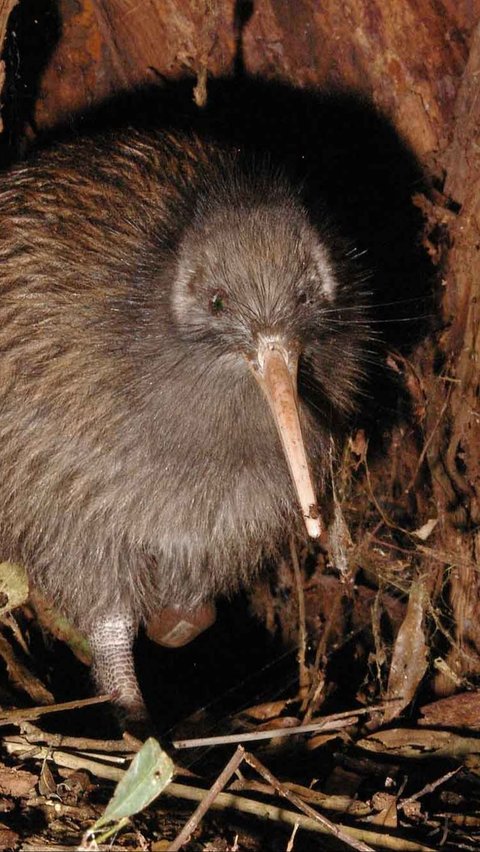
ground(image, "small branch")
xmin=244 ymin=750 xmax=375 ymax=852
xmin=173 ymin=716 xmax=357 ymax=749
xmin=405 ymin=384 xmax=452 ymax=494
xmin=173 ymin=703 xmax=389 ymax=749
xmin=230 ymin=778 xmax=371 ymax=817
xmin=6 ymin=736 xmax=130 ymax=765
xmin=4 ymin=740 xmax=125 ymax=782
xmin=168 ymin=746 xmax=245 ymax=851
xmin=399 ymin=767 xmax=461 ymax=810
xmin=14 ymin=720 xmax=134 ymax=753
xmin=0 ymin=694 xmax=110 ymax=727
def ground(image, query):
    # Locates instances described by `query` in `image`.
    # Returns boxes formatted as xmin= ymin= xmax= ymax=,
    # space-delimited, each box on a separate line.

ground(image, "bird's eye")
xmin=297 ymin=290 xmax=309 ymax=306
xmin=210 ymin=290 xmax=226 ymax=315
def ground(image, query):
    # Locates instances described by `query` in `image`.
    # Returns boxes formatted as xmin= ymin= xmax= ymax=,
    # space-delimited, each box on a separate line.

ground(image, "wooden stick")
xmin=4 ymin=740 xmax=124 ymax=782
xmin=173 ymin=716 xmax=358 ymax=749
xmin=244 ymin=750 xmax=374 ymax=852
xmin=0 ymin=694 xmax=110 ymax=727
xmin=399 ymin=767 xmax=461 ymax=810
xmin=168 ymin=746 xmax=245 ymax=851
xmin=173 ymin=703 xmax=389 ymax=749
xmin=10 ymin=720 xmax=134 ymax=753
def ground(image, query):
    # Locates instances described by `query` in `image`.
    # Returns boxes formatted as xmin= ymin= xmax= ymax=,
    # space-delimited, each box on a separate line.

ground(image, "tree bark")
xmin=424 ymin=24 xmax=480 ymax=691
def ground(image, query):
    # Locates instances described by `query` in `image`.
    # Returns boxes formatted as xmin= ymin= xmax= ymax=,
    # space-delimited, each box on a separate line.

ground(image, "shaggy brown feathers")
xmin=0 ymin=127 xmax=370 ymax=648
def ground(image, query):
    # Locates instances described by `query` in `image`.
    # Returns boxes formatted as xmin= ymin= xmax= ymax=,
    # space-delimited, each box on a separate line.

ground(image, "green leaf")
xmin=96 ymin=738 xmax=174 ymax=828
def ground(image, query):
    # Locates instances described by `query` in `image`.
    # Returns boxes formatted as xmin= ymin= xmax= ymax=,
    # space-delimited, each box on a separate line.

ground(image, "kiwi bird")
xmin=0 ymin=128 xmax=370 ymax=727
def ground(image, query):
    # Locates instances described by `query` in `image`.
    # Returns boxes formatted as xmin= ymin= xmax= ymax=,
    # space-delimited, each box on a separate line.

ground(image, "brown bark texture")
xmin=28 ymin=0 xmax=479 ymax=160
xmin=1 ymin=0 xmax=480 ymax=695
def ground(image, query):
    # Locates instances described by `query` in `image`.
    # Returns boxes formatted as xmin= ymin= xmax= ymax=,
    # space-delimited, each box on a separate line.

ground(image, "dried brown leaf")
xmin=383 ymin=580 xmax=428 ymax=723
xmin=0 ymin=765 xmax=37 ymax=797
xmin=412 ymin=519 xmax=438 ymax=541
xmin=238 ymin=700 xmax=290 ymax=722
xmin=371 ymin=792 xmax=398 ymax=827
xmin=0 ymin=825 xmax=19 ymax=851
xmin=358 ymin=727 xmax=480 ymax=760
xmin=256 ymin=716 xmax=301 ymax=732
xmin=419 ymin=691 xmax=480 ymax=729
xmin=30 ymin=589 xmax=92 ymax=666
xmin=38 ymin=760 xmax=56 ymax=797
xmin=0 ymin=632 xmax=54 ymax=705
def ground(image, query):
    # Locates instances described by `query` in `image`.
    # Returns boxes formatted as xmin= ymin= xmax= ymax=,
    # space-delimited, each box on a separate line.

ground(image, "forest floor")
xmin=2 ymin=453 xmax=480 ymax=852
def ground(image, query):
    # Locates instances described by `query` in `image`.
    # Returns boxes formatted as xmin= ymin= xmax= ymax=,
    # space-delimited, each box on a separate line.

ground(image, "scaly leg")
xmin=88 ymin=611 xmax=150 ymax=733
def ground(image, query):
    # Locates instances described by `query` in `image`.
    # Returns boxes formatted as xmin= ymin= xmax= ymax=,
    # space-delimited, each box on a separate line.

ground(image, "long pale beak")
xmin=249 ymin=342 xmax=322 ymax=539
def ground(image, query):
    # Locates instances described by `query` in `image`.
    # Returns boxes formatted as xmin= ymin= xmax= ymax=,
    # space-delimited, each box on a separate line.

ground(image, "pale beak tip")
xmin=305 ymin=505 xmax=322 ymax=539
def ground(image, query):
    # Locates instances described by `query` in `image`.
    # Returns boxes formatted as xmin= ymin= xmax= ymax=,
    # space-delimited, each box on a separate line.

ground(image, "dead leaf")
xmin=39 ymin=760 xmax=56 ymax=797
xmin=371 ymin=792 xmax=398 ymax=827
xmin=29 ymin=589 xmax=92 ymax=666
xmin=323 ymin=766 xmax=363 ymax=798
xmin=419 ymin=690 xmax=480 ymax=728
xmin=412 ymin=519 xmax=438 ymax=541
xmin=0 ymin=632 xmax=54 ymax=705
xmin=256 ymin=716 xmax=300 ymax=732
xmin=329 ymin=502 xmax=354 ymax=577
xmin=237 ymin=700 xmax=290 ymax=722
xmin=57 ymin=769 xmax=92 ymax=800
xmin=383 ymin=580 xmax=428 ymax=723
xmin=0 ymin=765 xmax=37 ymax=797
xmin=306 ymin=731 xmax=344 ymax=750
xmin=147 ymin=602 xmax=216 ymax=647
xmin=358 ymin=727 xmax=480 ymax=760
xmin=0 ymin=825 xmax=19 ymax=851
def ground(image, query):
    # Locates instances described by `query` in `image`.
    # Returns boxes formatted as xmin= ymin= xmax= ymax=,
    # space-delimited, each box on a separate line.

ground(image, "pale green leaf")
xmin=96 ymin=738 xmax=174 ymax=828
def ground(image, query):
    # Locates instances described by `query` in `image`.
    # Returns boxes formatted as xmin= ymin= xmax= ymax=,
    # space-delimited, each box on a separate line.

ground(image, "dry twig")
xmin=168 ymin=745 xmax=245 ymax=850
xmin=0 ymin=694 xmax=110 ymax=727
xmin=243 ymin=750 xmax=375 ymax=852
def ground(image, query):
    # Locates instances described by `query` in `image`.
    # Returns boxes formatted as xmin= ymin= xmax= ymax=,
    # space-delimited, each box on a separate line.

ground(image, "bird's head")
xmin=170 ymin=164 xmax=370 ymax=539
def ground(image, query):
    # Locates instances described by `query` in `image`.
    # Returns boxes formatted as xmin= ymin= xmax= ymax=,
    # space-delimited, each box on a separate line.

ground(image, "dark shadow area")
xmin=137 ymin=595 xmax=295 ymax=744
xmin=0 ymin=0 xmax=61 ymax=162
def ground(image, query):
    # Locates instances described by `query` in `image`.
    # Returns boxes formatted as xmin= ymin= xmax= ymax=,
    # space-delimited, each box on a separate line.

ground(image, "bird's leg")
xmin=87 ymin=611 xmax=150 ymax=735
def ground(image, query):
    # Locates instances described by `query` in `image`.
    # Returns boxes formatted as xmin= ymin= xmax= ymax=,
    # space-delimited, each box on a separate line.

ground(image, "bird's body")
xmin=0 ymin=128 xmax=370 ymax=726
